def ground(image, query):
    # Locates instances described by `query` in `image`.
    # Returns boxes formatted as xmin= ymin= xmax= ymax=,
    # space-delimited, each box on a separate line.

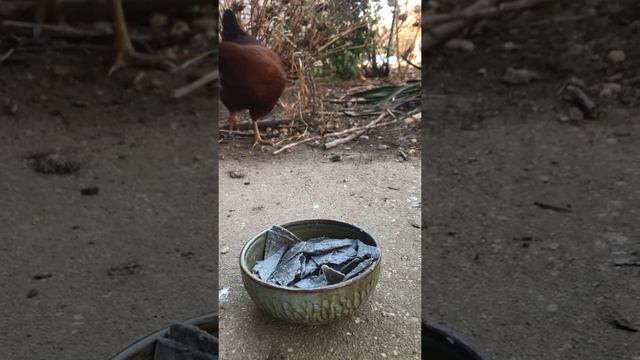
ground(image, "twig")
xmin=533 ymin=201 xmax=573 ymax=214
xmin=171 ymin=70 xmax=219 ymax=99
xmin=401 ymin=54 xmax=422 ymax=70
xmin=323 ymin=111 xmax=388 ymax=150
xmin=324 ymin=120 xmax=398 ymax=138
xmin=175 ymin=50 xmax=215 ymax=71
xmin=273 ymin=136 xmax=320 ymax=155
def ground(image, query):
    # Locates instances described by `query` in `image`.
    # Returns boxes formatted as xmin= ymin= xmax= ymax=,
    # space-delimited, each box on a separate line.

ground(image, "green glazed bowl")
xmin=239 ymin=219 xmax=381 ymax=325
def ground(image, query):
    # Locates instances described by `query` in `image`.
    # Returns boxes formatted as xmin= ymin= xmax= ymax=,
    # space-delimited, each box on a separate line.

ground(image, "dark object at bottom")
xmin=110 ymin=313 xmax=218 ymax=360
xmin=422 ymin=321 xmax=485 ymax=360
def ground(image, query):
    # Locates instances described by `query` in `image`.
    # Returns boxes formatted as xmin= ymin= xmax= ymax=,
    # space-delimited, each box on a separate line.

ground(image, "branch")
xmin=171 ymin=70 xmax=218 ymax=99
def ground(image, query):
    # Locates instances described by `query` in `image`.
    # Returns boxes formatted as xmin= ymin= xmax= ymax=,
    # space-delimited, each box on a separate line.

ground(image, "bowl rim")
xmin=239 ymin=218 xmax=381 ymax=293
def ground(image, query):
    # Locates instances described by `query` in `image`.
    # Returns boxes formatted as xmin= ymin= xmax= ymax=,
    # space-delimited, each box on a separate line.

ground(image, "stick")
xmin=273 ymin=136 xmax=320 ymax=155
xmin=219 ymin=118 xmax=292 ymax=131
xmin=175 ymin=50 xmax=215 ymax=71
xmin=323 ymin=120 xmax=397 ymax=138
xmin=423 ymin=0 xmax=553 ymax=27
xmin=323 ymin=111 xmax=388 ymax=150
xmin=171 ymin=70 xmax=219 ymax=99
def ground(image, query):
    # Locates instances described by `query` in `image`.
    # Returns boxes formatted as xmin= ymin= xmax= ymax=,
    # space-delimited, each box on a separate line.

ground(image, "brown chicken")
xmin=34 ymin=0 xmax=177 ymax=74
xmin=219 ymin=10 xmax=286 ymax=145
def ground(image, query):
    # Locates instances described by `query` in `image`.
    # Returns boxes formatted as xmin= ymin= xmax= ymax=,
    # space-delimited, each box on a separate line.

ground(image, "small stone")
xmin=548 ymin=243 xmax=560 ymax=250
xmin=599 ymin=83 xmax=622 ymax=98
xmin=346 ymin=332 xmax=352 ymax=336
xmin=381 ymin=353 xmax=387 ymax=358
xmin=378 ymin=144 xmax=390 ymax=150
xmin=445 ymin=38 xmax=475 ymax=52
xmin=502 ymin=41 xmax=518 ymax=51
xmin=287 ymin=348 xmax=294 ymax=353
xmin=502 ymin=68 xmax=540 ymax=84
xmin=80 ymin=186 xmax=99 ymax=196
xmin=477 ymin=67 xmax=487 ymax=77
xmin=607 ymin=50 xmax=626 ymax=63
xmin=228 ymin=171 xmax=245 ymax=179
xmin=33 ymin=273 xmax=52 ymax=280
xmin=546 ymin=303 xmax=559 ymax=313
xmin=220 ymin=246 xmax=230 ymax=254
xmin=26 ymin=289 xmax=38 ymax=298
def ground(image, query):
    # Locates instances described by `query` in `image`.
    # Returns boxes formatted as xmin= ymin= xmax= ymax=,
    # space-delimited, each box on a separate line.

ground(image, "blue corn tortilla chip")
xmin=321 ymin=264 xmax=345 ymax=284
xmin=357 ymin=242 xmax=380 ymax=260
xmin=292 ymin=273 xmax=328 ymax=289
xmin=310 ymin=246 xmax=357 ymax=267
xmin=264 ymin=225 xmax=301 ymax=258
xmin=252 ymin=245 xmax=286 ymax=281
xmin=344 ymin=258 xmax=375 ymax=281
xmin=267 ymin=252 xmax=305 ymax=286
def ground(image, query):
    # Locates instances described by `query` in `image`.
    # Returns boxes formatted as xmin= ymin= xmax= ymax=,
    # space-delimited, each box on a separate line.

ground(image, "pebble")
xmin=502 ymin=41 xmax=518 ymax=51
xmin=287 ymin=348 xmax=294 ymax=353
xmin=445 ymin=38 xmax=475 ymax=52
xmin=607 ymin=50 xmax=626 ymax=63
xmin=546 ymin=303 xmax=559 ymax=313
xmin=503 ymin=68 xmax=540 ymax=84
xmin=220 ymin=246 xmax=230 ymax=254
xmin=548 ymin=243 xmax=560 ymax=250
xmin=599 ymin=83 xmax=622 ymax=98
xmin=381 ymin=353 xmax=387 ymax=358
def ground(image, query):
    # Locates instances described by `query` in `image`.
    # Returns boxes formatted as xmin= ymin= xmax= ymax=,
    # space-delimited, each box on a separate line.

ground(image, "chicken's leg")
xmin=252 ymin=120 xmax=273 ymax=146
xmin=108 ymin=0 xmax=176 ymax=75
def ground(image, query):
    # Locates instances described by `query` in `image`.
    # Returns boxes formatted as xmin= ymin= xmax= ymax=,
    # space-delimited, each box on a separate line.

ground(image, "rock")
xmin=228 ymin=171 xmax=245 ymax=179
xmin=80 ymin=186 xmax=99 ymax=196
xmin=220 ymin=246 xmax=230 ymax=254
xmin=329 ymin=154 xmax=342 ymax=162
xmin=607 ymin=50 xmax=626 ymax=63
xmin=445 ymin=38 xmax=475 ymax=52
xmin=567 ymin=76 xmax=586 ymax=88
xmin=502 ymin=41 xmax=518 ymax=52
xmin=502 ymin=68 xmax=540 ymax=85
xmin=33 ymin=273 xmax=52 ymax=280
xmin=599 ymin=83 xmax=622 ymax=98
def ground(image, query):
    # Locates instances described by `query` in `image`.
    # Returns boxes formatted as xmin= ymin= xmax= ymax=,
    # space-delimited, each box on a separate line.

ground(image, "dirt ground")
xmin=424 ymin=1 xmax=639 ymax=359
xmin=218 ymin=144 xmax=421 ymax=359
xmin=0 ymin=50 xmax=217 ymax=359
